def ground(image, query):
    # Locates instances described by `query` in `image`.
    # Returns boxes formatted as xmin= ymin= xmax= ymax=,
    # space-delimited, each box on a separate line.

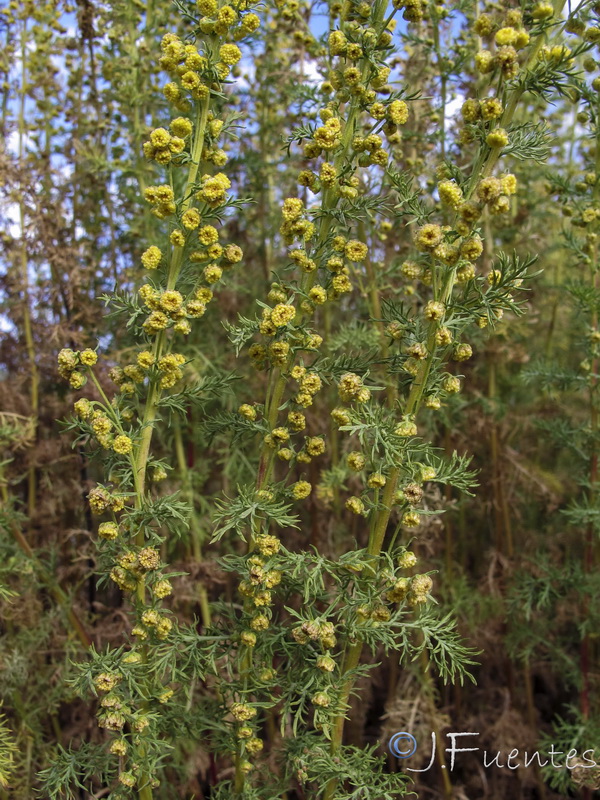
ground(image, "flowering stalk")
xmin=56 ymin=2 xmax=260 ymax=795
xmin=322 ymin=0 xmax=575 ymax=792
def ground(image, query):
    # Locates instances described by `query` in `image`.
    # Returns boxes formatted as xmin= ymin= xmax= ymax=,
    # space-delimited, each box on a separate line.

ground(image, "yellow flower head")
xmin=170 ymin=117 xmax=193 ymax=137
xmin=219 ymin=43 xmax=242 ymax=65
xmin=224 ymin=244 xmax=243 ymax=264
xmin=532 ymin=1 xmax=553 ymax=19
xmin=137 ymin=350 xmax=155 ymax=369
xmin=179 ymin=209 xmax=199 ymax=231
xmin=414 ymin=223 xmax=443 ymax=252
xmin=74 ymin=398 xmax=92 ymax=418
xmin=141 ymin=245 xmax=162 ymax=269
xmin=437 ymin=180 xmax=463 ymax=209
xmin=306 ymin=436 xmax=325 ymax=456
xmin=207 ymin=243 xmax=223 ymax=259
xmin=150 ymin=127 xmax=171 ymax=148
xmin=69 ymin=372 xmax=86 ymax=389
xmin=58 ymin=348 xmax=78 ymax=371
xmin=347 ymin=451 xmax=366 ymax=471
xmin=282 ymin=197 xmax=304 ymax=221
xmin=143 ymin=311 xmax=170 ymax=334
xmin=495 ymin=26 xmax=518 ymax=46
xmin=204 ymin=264 xmax=223 ymax=283
xmin=476 ymin=177 xmax=503 ymax=204
xmin=160 ymin=291 xmax=184 ymax=313
xmin=196 ymin=287 xmax=213 ymax=303
xmin=344 ymin=239 xmax=368 ymax=262
xmin=461 ymin=99 xmax=480 ymax=122
xmin=329 ymin=30 xmax=347 ymax=55
xmin=242 ymin=13 xmax=260 ymax=32
xmin=239 ymin=404 xmax=257 ymax=420
xmin=218 ymin=5 xmax=237 ymax=24
xmin=198 ymin=225 xmax=219 ymax=245
xmin=486 ymin=128 xmax=509 ymax=148
xmin=186 ymin=300 xmax=206 ymax=317
xmin=197 ymin=0 xmax=217 ymax=12
xmin=475 ymin=51 xmax=494 ymax=74
xmin=98 ymin=522 xmax=119 ymax=540
xmin=198 ymin=173 xmax=231 ymax=205
xmin=501 ymin=173 xmax=517 ymax=195
xmin=154 ymin=579 xmax=173 ymax=598
xmin=80 ymin=349 xmax=98 ymax=366
xmin=113 ymin=435 xmax=133 ymax=455
xmin=346 ymin=496 xmax=365 ymax=515
xmin=292 ymin=481 xmax=312 ymax=499
xmin=388 ymin=99 xmax=409 ymax=125
xmin=424 ymin=300 xmax=445 ymax=320
xmin=480 ymin=98 xmax=503 ymax=120
xmin=271 ymin=303 xmax=296 ymax=327
xmin=309 ymin=285 xmax=327 ymax=305
xmin=460 ymin=235 xmax=483 ymax=260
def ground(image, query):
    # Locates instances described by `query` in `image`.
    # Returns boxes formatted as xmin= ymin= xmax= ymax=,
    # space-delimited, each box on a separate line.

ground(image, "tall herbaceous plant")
xmin=37 ymin=0 xmax=590 ymax=797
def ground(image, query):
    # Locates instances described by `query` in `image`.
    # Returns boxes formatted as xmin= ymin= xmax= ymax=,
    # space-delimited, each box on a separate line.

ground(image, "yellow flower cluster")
xmin=408 ymin=574 xmax=433 ymax=606
xmin=347 ymin=451 xmax=366 ymax=471
xmin=291 ymin=480 xmax=312 ymax=499
xmin=237 ymin=547 xmax=282 ymax=644
xmin=158 ymin=352 xmax=186 ymax=389
xmin=197 ymin=172 xmax=231 ymax=207
xmin=160 ymin=9 xmax=257 ymax=107
xmin=135 ymin=609 xmax=173 ymax=640
xmin=144 ymin=184 xmax=176 ymax=219
xmin=338 ymin=372 xmax=371 ymax=404
xmin=312 ymin=115 xmax=342 ymax=152
xmin=196 ymin=0 xmax=260 ymax=38
xmin=346 ymin=496 xmax=366 ymax=515
xmin=279 ymin=197 xmax=315 ymax=244
xmin=143 ymin=126 xmax=186 ymax=165
xmin=388 ymin=99 xmax=409 ymax=125
xmin=395 ymin=417 xmax=418 ymax=437
xmin=113 ymin=434 xmax=133 ymax=455
xmin=474 ymin=11 xmax=530 ymax=78
xmin=88 ymin=485 xmax=126 ymax=516
xmin=160 ymin=34 xmax=209 ymax=106
xmin=99 ymin=522 xmax=119 ymax=540
xmin=58 ymin=347 xmax=98 ymax=388
xmin=352 ymin=132 xmax=390 ymax=167
xmin=138 ymin=282 xmax=219 ymax=337
xmin=291 ymin=366 xmax=324 ymax=408
xmin=344 ymin=239 xmax=368 ymax=262
xmin=292 ymin=619 xmax=336 ymax=648
xmin=476 ymin=173 xmax=517 ymax=214
xmin=392 ymin=0 xmax=424 ymax=23
xmin=424 ymin=300 xmax=445 ymax=321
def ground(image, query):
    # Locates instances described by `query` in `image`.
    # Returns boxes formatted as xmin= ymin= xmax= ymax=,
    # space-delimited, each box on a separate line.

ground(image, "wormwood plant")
xmin=514 ymin=14 xmax=600 ymax=793
xmin=33 ymin=0 xmax=593 ymax=798
xmin=49 ymin=3 xmax=260 ymax=797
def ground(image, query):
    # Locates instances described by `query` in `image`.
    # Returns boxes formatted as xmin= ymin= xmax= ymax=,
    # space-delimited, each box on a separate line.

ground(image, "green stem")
xmin=134 ymin=95 xmax=211 ymax=509
xmin=18 ymin=19 xmax=39 ymax=521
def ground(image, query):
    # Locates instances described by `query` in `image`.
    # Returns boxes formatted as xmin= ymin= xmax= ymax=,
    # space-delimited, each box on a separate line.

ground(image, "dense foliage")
xmin=1 ymin=0 xmax=600 ymax=797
